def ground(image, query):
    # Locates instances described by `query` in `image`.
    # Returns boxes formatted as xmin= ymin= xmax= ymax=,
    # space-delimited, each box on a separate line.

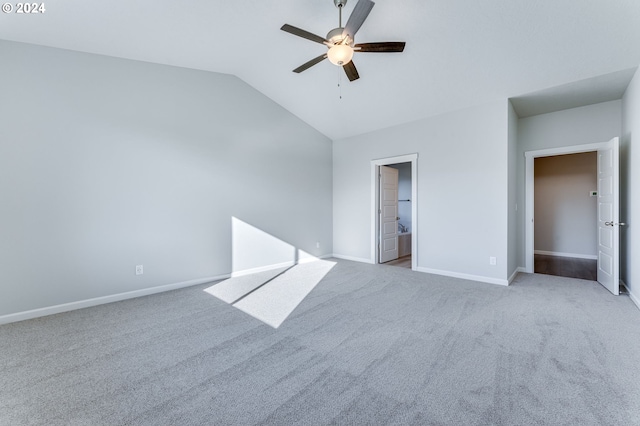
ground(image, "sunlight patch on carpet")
xmin=204 ymin=217 xmax=335 ymax=328
xmin=205 ymin=260 xmax=335 ymax=328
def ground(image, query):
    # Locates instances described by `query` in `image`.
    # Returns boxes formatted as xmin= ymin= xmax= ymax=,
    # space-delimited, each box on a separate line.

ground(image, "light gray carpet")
xmin=2 ymin=259 xmax=640 ymax=425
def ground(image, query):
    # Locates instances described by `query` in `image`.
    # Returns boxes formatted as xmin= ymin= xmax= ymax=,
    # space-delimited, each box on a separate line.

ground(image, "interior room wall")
xmin=333 ymin=100 xmax=510 ymax=284
xmin=533 ymin=153 xmax=597 ymax=258
xmin=516 ymin=100 xmax=622 ymax=268
xmin=0 ymin=40 xmax=333 ymax=320
xmin=387 ymin=163 xmax=412 ymax=233
xmin=622 ymin=67 xmax=640 ymax=306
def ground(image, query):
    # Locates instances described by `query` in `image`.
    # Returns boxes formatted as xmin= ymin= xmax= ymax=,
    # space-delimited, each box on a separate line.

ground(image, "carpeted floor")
xmin=1 ymin=259 xmax=640 ymax=425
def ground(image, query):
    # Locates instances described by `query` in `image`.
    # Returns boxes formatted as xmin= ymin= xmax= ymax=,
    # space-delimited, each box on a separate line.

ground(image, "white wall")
xmin=534 ymin=153 xmax=597 ymax=257
xmin=333 ymin=100 xmax=510 ymax=283
xmin=516 ymin=100 xmax=622 ymax=268
xmin=0 ymin=41 xmax=333 ymax=319
xmin=622 ymin=68 xmax=640 ymax=306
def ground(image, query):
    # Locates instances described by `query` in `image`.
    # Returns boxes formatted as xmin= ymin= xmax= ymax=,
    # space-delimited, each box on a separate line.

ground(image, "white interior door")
xmin=379 ymin=165 xmax=399 ymax=263
xmin=596 ymin=137 xmax=620 ymax=295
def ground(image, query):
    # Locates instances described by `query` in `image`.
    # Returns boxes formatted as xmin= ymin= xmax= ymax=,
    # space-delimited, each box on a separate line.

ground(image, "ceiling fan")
xmin=280 ymin=0 xmax=405 ymax=82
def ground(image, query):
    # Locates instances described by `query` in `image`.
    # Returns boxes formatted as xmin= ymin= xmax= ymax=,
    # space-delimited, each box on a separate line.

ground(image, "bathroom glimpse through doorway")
xmin=371 ymin=154 xmax=418 ymax=270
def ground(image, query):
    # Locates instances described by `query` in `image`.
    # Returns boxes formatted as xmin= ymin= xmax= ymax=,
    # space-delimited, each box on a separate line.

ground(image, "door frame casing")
xmin=524 ymin=141 xmax=615 ymax=274
xmin=371 ymin=153 xmax=418 ymax=269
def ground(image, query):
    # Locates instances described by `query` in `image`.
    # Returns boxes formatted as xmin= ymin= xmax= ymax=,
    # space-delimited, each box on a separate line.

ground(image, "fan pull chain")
xmin=338 ymin=68 xmax=343 ymax=100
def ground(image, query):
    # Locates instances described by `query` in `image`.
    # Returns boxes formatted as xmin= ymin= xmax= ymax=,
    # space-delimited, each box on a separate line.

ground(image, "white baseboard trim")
xmin=334 ymin=255 xmax=509 ymax=286
xmin=534 ymin=250 xmax=597 ymax=260
xmin=508 ymin=267 xmax=527 ymax=284
xmin=0 ymin=255 xmax=340 ymax=326
xmin=415 ymin=266 xmax=509 ymax=286
xmin=331 ymin=254 xmax=375 ymax=264
xmin=622 ymin=280 xmax=640 ymax=311
xmin=231 ymin=261 xmax=294 ymax=277
xmin=0 ymin=274 xmax=229 ymax=326
xmin=230 ymin=255 xmax=335 ymax=278
xmin=629 ymin=291 xmax=640 ymax=310
xmin=305 ymin=254 xmax=335 ymax=262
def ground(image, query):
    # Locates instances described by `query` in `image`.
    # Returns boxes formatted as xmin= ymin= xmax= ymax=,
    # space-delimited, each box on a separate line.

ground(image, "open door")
xmin=379 ymin=165 xmax=399 ymax=263
xmin=596 ymin=137 xmax=620 ymax=295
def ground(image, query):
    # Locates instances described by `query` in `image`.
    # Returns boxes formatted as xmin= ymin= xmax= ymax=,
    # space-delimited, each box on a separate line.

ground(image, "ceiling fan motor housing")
xmin=334 ymin=0 xmax=348 ymax=8
xmin=326 ymin=27 xmax=353 ymax=46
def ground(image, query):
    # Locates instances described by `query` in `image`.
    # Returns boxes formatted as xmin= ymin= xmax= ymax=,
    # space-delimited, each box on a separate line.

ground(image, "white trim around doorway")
xmin=524 ymin=141 xmax=610 ymax=273
xmin=371 ymin=154 xmax=418 ymax=270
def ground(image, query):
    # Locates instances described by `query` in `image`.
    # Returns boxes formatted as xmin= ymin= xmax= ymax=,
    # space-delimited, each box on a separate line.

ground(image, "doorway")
xmin=371 ymin=154 xmax=418 ymax=270
xmin=524 ymin=138 xmax=621 ymax=295
xmin=533 ymin=152 xmax=598 ymax=280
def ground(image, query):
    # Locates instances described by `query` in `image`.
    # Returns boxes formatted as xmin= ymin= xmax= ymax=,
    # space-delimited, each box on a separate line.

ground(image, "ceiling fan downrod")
xmin=334 ymin=0 xmax=347 ymax=27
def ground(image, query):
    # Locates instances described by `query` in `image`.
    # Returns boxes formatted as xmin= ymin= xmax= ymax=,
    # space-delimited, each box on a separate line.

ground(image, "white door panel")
xmin=598 ymin=227 xmax=612 ymax=249
xmin=383 ymin=238 xmax=397 ymax=251
xmin=596 ymin=137 xmax=620 ymax=295
xmin=383 ymin=221 xmax=396 ymax=234
xmin=379 ymin=165 xmax=399 ymax=263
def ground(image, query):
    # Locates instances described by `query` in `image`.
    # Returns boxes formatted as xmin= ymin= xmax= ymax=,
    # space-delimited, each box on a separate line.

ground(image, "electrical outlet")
xmin=316 ymin=242 xmax=320 ymax=249
xmin=135 ymin=265 xmax=143 ymax=275
xmin=489 ymin=257 xmax=497 ymax=266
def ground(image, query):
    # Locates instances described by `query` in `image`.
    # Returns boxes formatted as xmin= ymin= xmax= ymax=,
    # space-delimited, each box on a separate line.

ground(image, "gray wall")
xmin=533 ymin=153 xmax=597 ymax=257
xmin=516 ymin=100 xmax=622 ymax=268
xmin=333 ymin=100 xmax=510 ymax=283
xmin=0 ymin=40 xmax=333 ymax=318
xmin=622 ymin=67 xmax=640 ymax=305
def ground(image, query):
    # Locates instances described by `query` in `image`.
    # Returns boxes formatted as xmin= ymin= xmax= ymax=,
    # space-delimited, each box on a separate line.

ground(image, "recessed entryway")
xmin=533 ymin=152 xmax=597 ymax=280
xmin=525 ymin=138 xmax=621 ymax=295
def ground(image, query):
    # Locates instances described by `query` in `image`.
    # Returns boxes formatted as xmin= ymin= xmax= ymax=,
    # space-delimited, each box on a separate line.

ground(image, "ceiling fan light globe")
xmin=327 ymin=44 xmax=354 ymax=66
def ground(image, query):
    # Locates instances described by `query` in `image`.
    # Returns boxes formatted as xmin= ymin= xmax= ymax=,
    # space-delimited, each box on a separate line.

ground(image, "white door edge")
xmin=379 ymin=165 xmax=399 ymax=263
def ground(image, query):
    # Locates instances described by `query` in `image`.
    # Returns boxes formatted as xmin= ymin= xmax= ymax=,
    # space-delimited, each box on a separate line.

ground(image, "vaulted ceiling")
xmin=2 ymin=0 xmax=640 ymax=140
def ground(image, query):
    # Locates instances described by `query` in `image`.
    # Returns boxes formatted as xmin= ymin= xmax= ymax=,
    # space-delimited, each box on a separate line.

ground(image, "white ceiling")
xmin=2 ymin=0 xmax=640 ymax=140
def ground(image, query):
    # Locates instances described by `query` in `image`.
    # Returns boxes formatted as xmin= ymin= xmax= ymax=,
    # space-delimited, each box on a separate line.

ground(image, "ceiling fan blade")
xmin=293 ymin=54 xmax=328 ymax=73
xmin=281 ymin=24 xmax=329 ymax=45
xmin=355 ymin=42 xmax=406 ymax=53
xmin=342 ymin=0 xmax=375 ymax=40
xmin=343 ymin=61 xmax=360 ymax=82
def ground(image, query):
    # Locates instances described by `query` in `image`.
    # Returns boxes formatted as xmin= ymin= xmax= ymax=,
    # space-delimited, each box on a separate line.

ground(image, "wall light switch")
xmin=135 ymin=265 xmax=143 ymax=275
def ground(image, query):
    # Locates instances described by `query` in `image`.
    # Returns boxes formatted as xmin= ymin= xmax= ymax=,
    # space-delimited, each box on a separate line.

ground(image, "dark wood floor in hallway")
xmin=534 ymin=254 xmax=597 ymax=281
